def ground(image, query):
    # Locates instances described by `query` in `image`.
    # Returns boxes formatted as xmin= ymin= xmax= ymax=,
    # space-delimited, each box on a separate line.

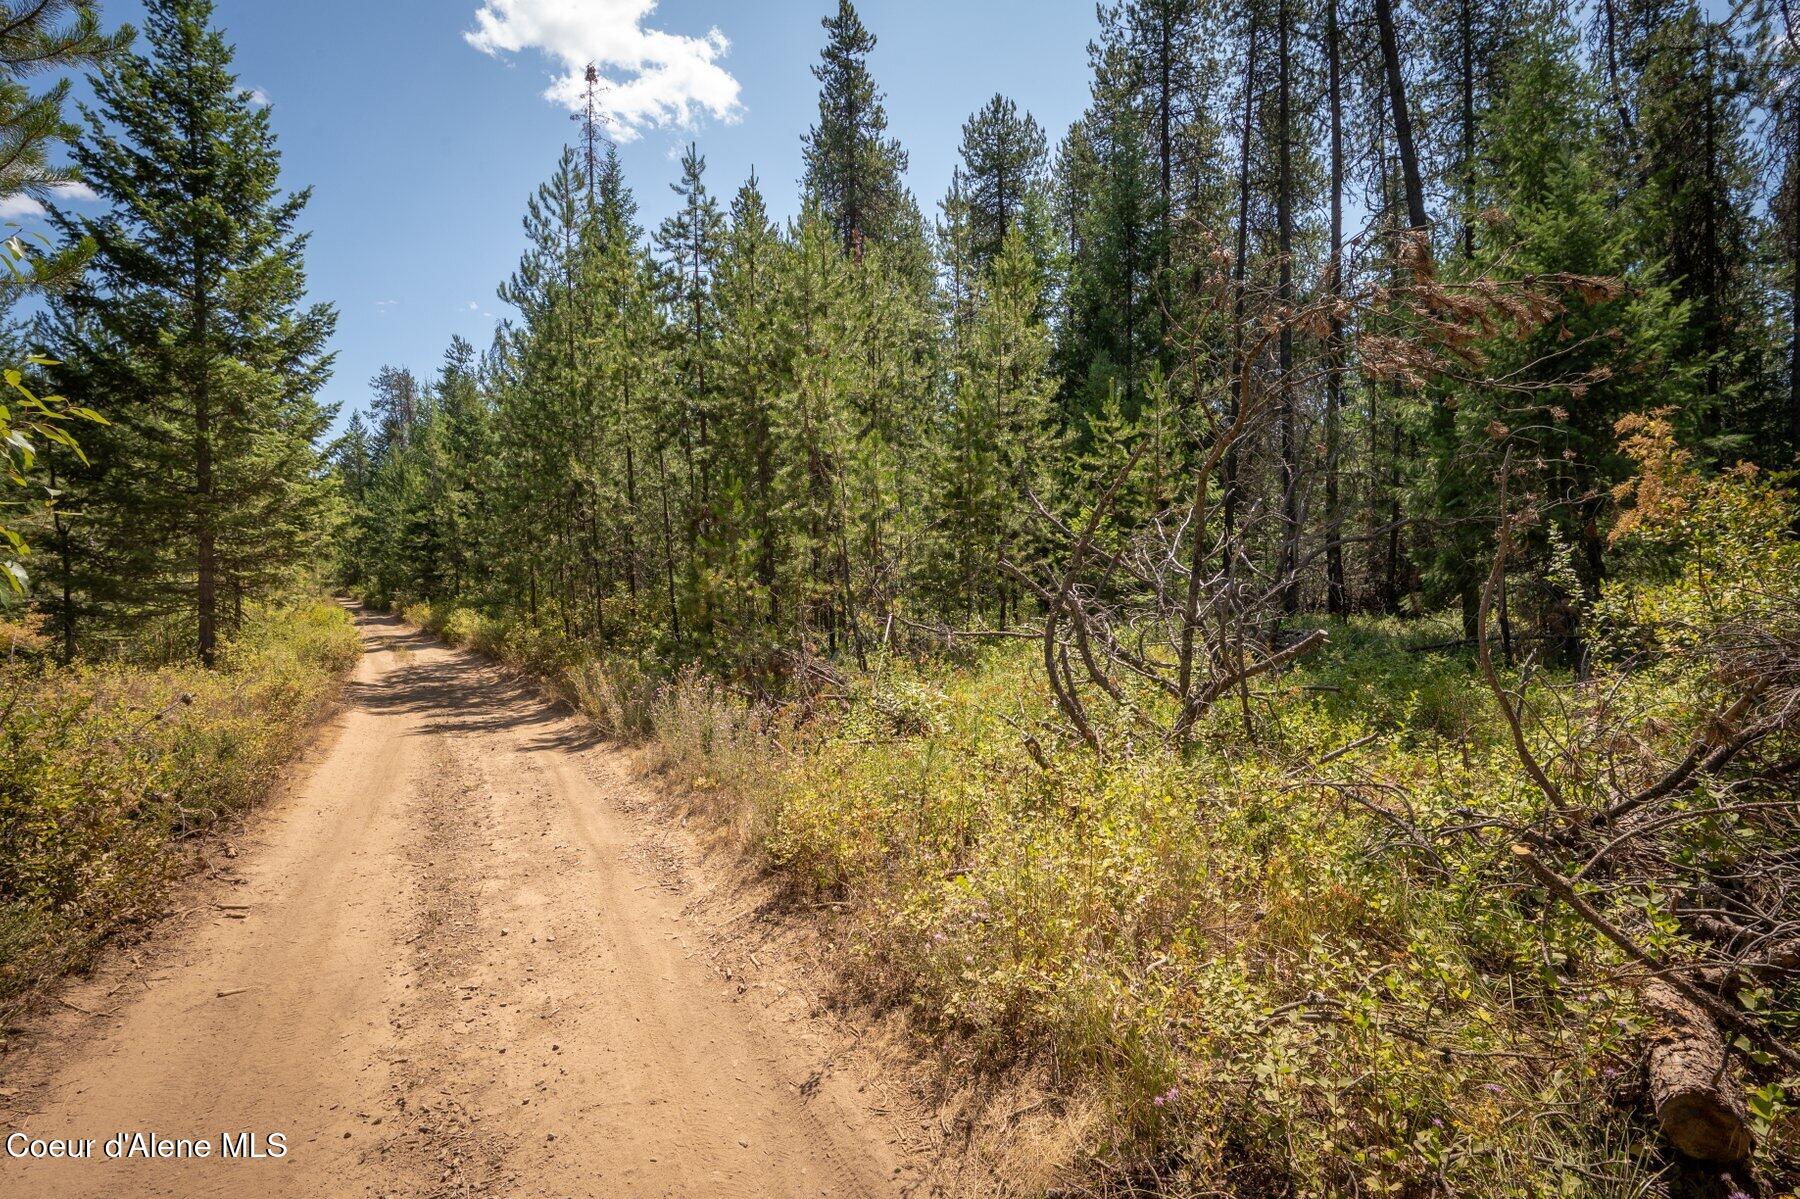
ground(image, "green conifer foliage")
xmin=48 ymin=0 xmax=334 ymax=662
xmin=801 ymin=1 xmax=912 ymax=256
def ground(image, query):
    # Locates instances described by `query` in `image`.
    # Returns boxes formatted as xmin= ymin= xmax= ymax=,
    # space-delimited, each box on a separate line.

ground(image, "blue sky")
xmin=58 ymin=0 xmax=1101 ymax=428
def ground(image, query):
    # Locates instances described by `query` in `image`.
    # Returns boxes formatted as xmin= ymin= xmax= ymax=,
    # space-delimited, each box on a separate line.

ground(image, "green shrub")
xmin=741 ymin=645 xmax=1661 ymax=1195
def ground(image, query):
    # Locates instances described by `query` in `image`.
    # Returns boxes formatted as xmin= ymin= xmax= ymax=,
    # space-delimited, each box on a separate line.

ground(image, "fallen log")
xmin=1696 ymin=937 xmax=1800 ymax=990
xmin=1642 ymin=979 xmax=1751 ymax=1165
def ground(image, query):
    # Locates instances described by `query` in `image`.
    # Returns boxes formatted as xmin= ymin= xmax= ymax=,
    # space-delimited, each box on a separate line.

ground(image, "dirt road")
xmin=0 ymin=608 xmax=931 ymax=1198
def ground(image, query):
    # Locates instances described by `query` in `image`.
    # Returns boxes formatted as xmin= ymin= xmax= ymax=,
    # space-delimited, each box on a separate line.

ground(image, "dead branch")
xmin=1509 ymin=844 xmax=1800 ymax=1075
xmin=1477 ymin=450 xmax=1569 ymax=816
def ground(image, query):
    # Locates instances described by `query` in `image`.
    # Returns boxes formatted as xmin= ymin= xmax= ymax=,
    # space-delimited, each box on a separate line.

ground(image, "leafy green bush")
xmin=0 ymin=600 xmax=358 ymax=1015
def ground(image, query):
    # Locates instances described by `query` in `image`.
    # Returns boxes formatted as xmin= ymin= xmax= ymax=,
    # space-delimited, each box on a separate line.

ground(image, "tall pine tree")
xmin=801 ymin=0 xmax=913 ymax=257
xmin=954 ymin=94 xmax=1049 ymax=271
xmin=49 ymin=0 xmax=335 ymax=663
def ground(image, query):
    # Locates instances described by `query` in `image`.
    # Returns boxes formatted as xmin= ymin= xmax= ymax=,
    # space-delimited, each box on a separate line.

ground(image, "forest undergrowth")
xmin=1 ymin=0 xmax=1798 ymax=1194
xmin=398 ymin=439 xmax=1800 ymax=1199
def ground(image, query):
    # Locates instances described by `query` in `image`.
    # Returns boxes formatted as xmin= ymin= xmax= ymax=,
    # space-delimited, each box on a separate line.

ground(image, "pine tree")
xmin=594 ymin=143 xmax=639 ymax=245
xmin=773 ymin=213 xmax=861 ymax=654
xmin=48 ymin=0 xmax=335 ymax=663
xmin=1436 ymin=13 xmax=1688 ymax=647
xmin=1272 ymin=0 xmax=1299 ymax=611
xmin=1632 ymin=6 xmax=1770 ymax=460
xmin=368 ymin=365 xmax=420 ymax=464
xmin=1322 ymin=0 xmax=1349 ymax=614
xmin=0 ymin=1 xmax=121 ymax=599
xmin=357 ymin=340 xmax=491 ymax=604
xmin=431 ymin=336 xmax=488 ymax=598
xmin=1765 ymin=0 xmax=1800 ymax=458
xmin=324 ymin=0 xmax=1800 ymax=687
xmin=655 ymin=142 xmax=725 ymax=594
xmin=327 ymin=410 xmax=373 ymax=590
xmin=954 ymin=94 xmax=1048 ymax=271
xmin=333 ymin=411 xmax=373 ymax=508
xmin=1060 ymin=55 xmax=1163 ymax=429
xmin=494 ymin=149 xmax=594 ymax=630
xmin=926 ymin=229 xmax=1057 ymax=625
xmin=598 ymin=183 xmax=667 ymax=640
xmin=936 ymin=172 xmax=979 ymax=334
xmin=801 ymin=0 xmax=911 ymax=256
xmin=1218 ymin=0 xmax=1262 ymax=567
xmin=0 ymin=0 xmax=125 ymax=291
xmin=1374 ymin=0 xmax=1429 ymax=232
xmin=705 ymin=174 xmax=788 ymax=654
xmin=354 ymin=365 xmax=428 ymax=603
xmin=1418 ymin=0 xmax=1518 ymax=257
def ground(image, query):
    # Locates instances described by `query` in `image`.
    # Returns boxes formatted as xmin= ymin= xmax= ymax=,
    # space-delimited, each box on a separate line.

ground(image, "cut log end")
xmin=1654 ymin=1089 xmax=1752 ymax=1164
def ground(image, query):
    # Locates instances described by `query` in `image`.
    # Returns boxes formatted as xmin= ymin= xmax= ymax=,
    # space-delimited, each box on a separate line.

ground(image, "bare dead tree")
xmin=1008 ymin=230 xmax=1613 ymax=754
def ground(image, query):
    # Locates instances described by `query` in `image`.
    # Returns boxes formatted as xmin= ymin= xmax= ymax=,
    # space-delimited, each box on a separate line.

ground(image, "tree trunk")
xmin=1159 ymin=14 xmax=1172 ymax=228
xmin=1124 ymin=198 xmax=1137 ymax=413
xmin=656 ymin=444 xmax=683 ymax=645
xmin=1700 ymin=27 xmax=1723 ymax=433
xmin=1603 ymin=0 xmax=1635 ymax=144
xmin=622 ymin=359 xmax=639 ymax=599
xmin=1374 ymin=0 xmax=1428 ymax=232
xmin=1324 ymin=0 xmax=1347 ymax=616
xmin=1276 ymin=0 xmax=1299 ymax=614
xmin=1459 ymin=0 xmax=1474 ymax=259
xmin=1222 ymin=5 xmax=1260 ymax=574
xmin=1371 ymin=69 xmax=1406 ymax=616
xmin=1783 ymin=2 xmax=1800 ymax=449
xmin=194 ymin=270 xmax=216 ymax=668
xmin=1792 ymin=140 xmax=1800 ymax=449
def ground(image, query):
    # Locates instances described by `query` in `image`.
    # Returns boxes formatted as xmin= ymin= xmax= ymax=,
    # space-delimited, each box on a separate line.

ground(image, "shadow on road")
xmin=340 ymin=607 xmax=606 ymax=752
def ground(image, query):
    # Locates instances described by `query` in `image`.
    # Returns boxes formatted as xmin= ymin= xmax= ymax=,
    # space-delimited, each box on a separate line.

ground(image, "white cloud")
xmin=0 ymin=182 xmax=99 ymax=220
xmin=248 ymin=87 xmax=271 ymax=108
xmin=465 ymin=0 xmax=742 ymax=142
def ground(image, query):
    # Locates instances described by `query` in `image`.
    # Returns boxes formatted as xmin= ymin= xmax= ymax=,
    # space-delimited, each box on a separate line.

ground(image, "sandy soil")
xmin=0 ymin=607 xmax=948 ymax=1198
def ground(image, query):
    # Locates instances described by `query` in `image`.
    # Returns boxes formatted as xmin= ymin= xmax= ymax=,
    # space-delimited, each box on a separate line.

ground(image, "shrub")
xmin=744 ymin=644 xmax=1666 ymax=1195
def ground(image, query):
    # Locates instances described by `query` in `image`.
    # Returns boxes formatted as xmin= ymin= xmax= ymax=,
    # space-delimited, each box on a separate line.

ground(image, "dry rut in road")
xmin=0 ymin=607 xmax=945 ymax=1199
